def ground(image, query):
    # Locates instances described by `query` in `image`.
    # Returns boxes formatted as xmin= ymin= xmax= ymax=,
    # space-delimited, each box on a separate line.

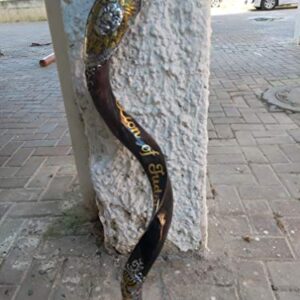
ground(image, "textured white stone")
xmin=60 ymin=0 xmax=210 ymax=254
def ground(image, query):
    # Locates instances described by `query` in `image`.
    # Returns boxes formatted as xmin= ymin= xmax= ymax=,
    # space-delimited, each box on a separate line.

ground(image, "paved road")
xmin=0 ymin=8 xmax=300 ymax=300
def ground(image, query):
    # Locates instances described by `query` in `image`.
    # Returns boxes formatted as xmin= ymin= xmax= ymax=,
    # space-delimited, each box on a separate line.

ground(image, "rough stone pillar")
xmin=46 ymin=0 xmax=211 ymax=254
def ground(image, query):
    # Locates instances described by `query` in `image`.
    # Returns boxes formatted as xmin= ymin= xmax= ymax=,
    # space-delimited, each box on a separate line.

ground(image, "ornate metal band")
xmin=84 ymin=1 xmax=174 ymax=299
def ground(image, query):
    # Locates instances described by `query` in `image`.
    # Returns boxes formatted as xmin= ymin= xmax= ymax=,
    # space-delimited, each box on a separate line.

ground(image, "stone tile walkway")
xmin=207 ymin=8 xmax=300 ymax=300
xmin=0 ymin=8 xmax=300 ymax=300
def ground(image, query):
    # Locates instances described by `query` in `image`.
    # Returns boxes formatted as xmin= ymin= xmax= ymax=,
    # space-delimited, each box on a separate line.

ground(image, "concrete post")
xmin=45 ymin=0 xmax=211 ymax=254
xmin=45 ymin=0 xmax=98 ymax=219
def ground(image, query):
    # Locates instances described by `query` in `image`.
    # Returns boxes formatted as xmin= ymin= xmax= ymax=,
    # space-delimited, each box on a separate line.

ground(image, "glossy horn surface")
xmin=84 ymin=1 xmax=174 ymax=299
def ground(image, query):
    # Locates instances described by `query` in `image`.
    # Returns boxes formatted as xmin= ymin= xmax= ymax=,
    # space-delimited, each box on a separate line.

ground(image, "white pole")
xmin=45 ymin=0 xmax=98 ymax=219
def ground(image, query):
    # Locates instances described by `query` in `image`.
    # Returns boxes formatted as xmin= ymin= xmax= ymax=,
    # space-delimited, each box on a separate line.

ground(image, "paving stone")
xmin=277 ymin=291 xmax=300 ymax=300
xmin=162 ymin=265 xmax=238 ymax=300
xmin=213 ymin=185 xmax=245 ymax=215
xmin=5 ymin=147 xmax=33 ymax=167
xmin=208 ymin=153 xmax=246 ymax=164
xmin=57 ymin=164 xmax=76 ymax=176
xmin=0 ymin=188 xmax=41 ymax=202
xmin=240 ymin=112 xmax=260 ymax=123
xmin=287 ymin=129 xmax=300 ymax=143
xmin=9 ymin=201 xmax=62 ymax=218
xmin=23 ymin=140 xmax=57 ymax=147
xmin=282 ymin=218 xmax=300 ymax=257
xmin=209 ymin=103 xmax=224 ymax=112
xmin=0 ymin=286 xmax=17 ymax=300
xmin=268 ymin=262 xmax=300 ymax=288
xmin=278 ymin=174 xmax=300 ymax=199
xmin=242 ymin=147 xmax=267 ymax=163
xmin=207 ymin=216 xmax=227 ymax=255
xmin=209 ymin=139 xmax=238 ymax=147
xmin=252 ymin=130 xmax=289 ymax=138
xmin=215 ymin=124 xmax=235 ymax=138
xmin=34 ymin=146 xmax=71 ymax=157
xmin=209 ymin=131 xmax=218 ymax=139
xmin=208 ymin=146 xmax=242 ymax=154
xmin=0 ymin=167 xmax=18 ymax=177
xmin=265 ymin=124 xmax=298 ymax=131
xmin=27 ymin=166 xmax=58 ymax=188
xmin=14 ymin=257 xmax=61 ymax=300
xmin=232 ymin=96 xmax=248 ymax=108
xmin=272 ymin=163 xmax=300 ymax=174
xmin=236 ymin=131 xmax=257 ymax=146
xmin=46 ymin=126 xmax=67 ymax=140
xmin=171 ymin=284 xmax=237 ymax=300
xmin=272 ymin=113 xmax=294 ymax=124
xmin=209 ymin=163 xmax=251 ymax=175
xmin=259 ymin=145 xmax=289 ymax=164
xmin=209 ymin=112 xmax=226 ymax=118
xmin=15 ymin=156 xmax=45 ymax=178
xmin=48 ymin=255 xmax=121 ymax=300
xmin=5 ymin=129 xmax=37 ymax=136
xmin=231 ymin=124 xmax=265 ymax=131
xmin=0 ymin=219 xmax=24 ymax=256
xmin=36 ymin=123 xmax=58 ymax=134
xmin=250 ymin=215 xmax=283 ymax=236
xmin=250 ymin=164 xmax=281 ymax=186
xmin=224 ymin=107 xmax=241 ymax=117
xmin=238 ymin=185 xmax=290 ymax=200
xmin=228 ymin=237 xmax=293 ymax=260
xmin=280 ymin=144 xmax=300 ymax=162
xmin=143 ymin=273 xmax=165 ymax=300
xmin=0 ymin=236 xmax=40 ymax=284
xmin=40 ymin=235 xmax=99 ymax=257
xmin=212 ymin=117 xmax=245 ymax=124
xmin=13 ymin=133 xmax=47 ymax=141
xmin=0 ymin=141 xmax=23 ymax=156
xmin=208 ymin=119 xmax=215 ymax=131
xmin=257 ymin=113 xmax=277 ymax=124
xmin=0 ymin=204 xmax=10 ymax=220
xmin=210 ymin=173 xmax=257 ymax=185
xmin=0 ymin=157 xmax=9 ymax=167
xmin=0 ymin=135 xmax=13 ymax=147
xmin=269 ymin=200 xmax=300 ymax=217
xmin=45 ymin=155 xmax=75 ymax=166
xmin=256 ymin=136 xmax=295 ymax=145
xmin=235 ymin=261 xmax=275 ymax=300
xmin=21 ymin=218 xmax=56 ymax=237
xmin=220 ymin=215 xmax=251 ymax=236
xmin=244 ymin=200 xmax=272 ymax=216
xmin=206 ymin=180 xmax=214 ymax=200
xmin=0 ymin=178 xmax=29 ymax=189
xmin=42 ymin=176 xmax=73 ymax=200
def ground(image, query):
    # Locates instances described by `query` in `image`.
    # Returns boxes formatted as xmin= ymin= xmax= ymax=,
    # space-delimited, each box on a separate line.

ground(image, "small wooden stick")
xmin=39 ymin=53 xmax=56 ymax=67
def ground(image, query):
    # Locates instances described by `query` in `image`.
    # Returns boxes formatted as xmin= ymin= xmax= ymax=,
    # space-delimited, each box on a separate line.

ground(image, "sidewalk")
xmin=207 ymin=8 xmax=300 ymax=300
xmin=0 ymin=8 xmax=300 ymax=300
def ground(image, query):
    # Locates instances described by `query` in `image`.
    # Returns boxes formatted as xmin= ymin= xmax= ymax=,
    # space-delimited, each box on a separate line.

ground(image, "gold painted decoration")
xmin=85 ymin=0 xmax=140 ymax=66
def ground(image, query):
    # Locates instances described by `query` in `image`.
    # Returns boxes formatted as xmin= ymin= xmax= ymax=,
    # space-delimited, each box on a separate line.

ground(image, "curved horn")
xmin=84 ymin=1 xmax=174 ymax=299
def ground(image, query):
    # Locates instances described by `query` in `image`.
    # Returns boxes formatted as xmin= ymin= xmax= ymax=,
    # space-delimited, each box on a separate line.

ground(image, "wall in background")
xmin=0 ymin=0 xmax=46 ymax=22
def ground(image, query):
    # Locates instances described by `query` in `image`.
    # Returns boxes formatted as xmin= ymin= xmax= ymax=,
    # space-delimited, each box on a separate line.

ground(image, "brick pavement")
xmin=207 ymin=8 xmax=300 ymax=300
xmin=0 ymin=8 xmax=300 ymax=300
